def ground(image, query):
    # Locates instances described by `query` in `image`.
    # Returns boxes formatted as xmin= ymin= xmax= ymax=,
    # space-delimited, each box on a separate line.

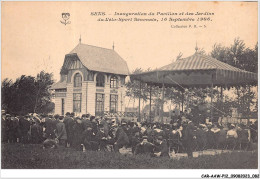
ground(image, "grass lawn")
xmin=1 ymin=143 xmax=258 ymax=169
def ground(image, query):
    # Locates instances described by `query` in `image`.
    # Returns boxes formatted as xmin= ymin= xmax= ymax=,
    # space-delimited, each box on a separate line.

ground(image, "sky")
xmin=2 ymin=1 xmax=258 ymax=83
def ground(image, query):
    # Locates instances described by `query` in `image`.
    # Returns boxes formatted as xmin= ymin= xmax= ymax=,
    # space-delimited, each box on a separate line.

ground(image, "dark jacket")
xmin=134 ymin=141 xmax=155 ymax=155
xmin=156 ymin=140 xmax=169 ymax=157
xmin=183 ymin=121 xmax=195 ymax=142
xmin=63 ymin=117 xmax=74 ymax=143
xmin=44 ymin=118 xmax=56 ymax=139
xmin=19 ymin=118 xmax=30 ymax=134
xmin=31 ymin=123 xmax=43 ymax=144
xmin=72 ymin=120 xmax=84 ymax=148
xmin=115 ymin=127 xmax=129 ymax=146
xmin=218 ymin=129 xmax=227 ymax=144
xmin=82 ymin=119 xmax=92 ymax=131
xmin=238 ymin=129 xmax=249 ymax=143
xmin=56 ymin=122 xmax=67 ymax=140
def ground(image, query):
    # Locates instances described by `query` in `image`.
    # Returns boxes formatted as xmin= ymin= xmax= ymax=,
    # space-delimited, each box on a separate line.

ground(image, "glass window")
xmin=74 ymin=73 xmax=82 ymax=87
xmin=96 ymin=73 xmax=105 ymax=87
xmin=96 ymin=93 xmax=105 ymax=116
xmin=110 ymin=75 xmax=118 ymax=88
xmin=73 ymin=93 xmax=81 ymax=113
xmin=110 ymin=94 xmax=118 ymax=113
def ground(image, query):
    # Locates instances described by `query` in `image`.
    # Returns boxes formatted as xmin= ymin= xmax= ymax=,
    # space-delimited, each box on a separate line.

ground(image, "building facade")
xmin=51 ymin=41 xmax=129 ymax=116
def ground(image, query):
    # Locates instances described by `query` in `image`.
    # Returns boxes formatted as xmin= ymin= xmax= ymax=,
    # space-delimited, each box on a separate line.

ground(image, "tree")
xmin=34 ymin=71 xmax=54 ymax=113
xmin=1 ymin=71 xmax=54 ymax=115
xmin=210 ymin=38 xmax=258 ymax=119
xmin=1 ymin=78 xmax=13 ymax=112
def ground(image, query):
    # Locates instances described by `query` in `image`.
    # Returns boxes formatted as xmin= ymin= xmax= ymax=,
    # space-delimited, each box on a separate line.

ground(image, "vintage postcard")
xmin=1 ymin=1 xmax=258 ymax=178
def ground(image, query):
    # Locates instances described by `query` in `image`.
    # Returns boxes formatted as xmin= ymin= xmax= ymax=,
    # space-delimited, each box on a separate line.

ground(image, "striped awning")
xmin=130 ymin=53 xmax=257 ymax=88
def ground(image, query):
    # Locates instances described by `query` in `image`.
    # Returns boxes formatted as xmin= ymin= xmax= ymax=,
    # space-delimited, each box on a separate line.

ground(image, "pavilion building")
xmin=51 ymin=40 xmax=129 ymax=116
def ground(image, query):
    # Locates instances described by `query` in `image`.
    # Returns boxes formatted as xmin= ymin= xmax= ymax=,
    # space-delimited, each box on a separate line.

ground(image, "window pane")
xmin=110 ymin=76 xmax=118 ymax=88
xmin=73 ymin=93 xmax=81 ymax=113
xmin=110 ymin=95 xmax=118 ymax=113
xmin=74 ymin=73 xmax=82 ymax=87
xmin=96 ymin=93 xmax=104 ymax=116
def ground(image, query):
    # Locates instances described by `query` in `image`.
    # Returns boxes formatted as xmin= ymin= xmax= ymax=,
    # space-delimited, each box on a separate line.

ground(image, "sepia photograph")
xmin=1 ymin=1 xmax=259 ymax=178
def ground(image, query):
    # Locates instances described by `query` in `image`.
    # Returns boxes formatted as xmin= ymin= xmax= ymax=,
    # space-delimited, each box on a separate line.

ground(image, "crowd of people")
xmin=1 ymin=112 xmax=258 ymax=158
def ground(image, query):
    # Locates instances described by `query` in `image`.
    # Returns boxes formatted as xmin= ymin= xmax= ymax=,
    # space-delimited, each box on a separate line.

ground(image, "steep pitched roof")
xmin=69 ymin=43 xmax=129 ymax=75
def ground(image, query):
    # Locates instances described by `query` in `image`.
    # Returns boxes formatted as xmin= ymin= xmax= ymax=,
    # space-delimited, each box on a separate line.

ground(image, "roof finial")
xmin=112 ymin=41 xmax=115 ymax=50
xmin=195 ymin=41 xmax=198 ymax=53
xmin=79 ymin=34 xmax=81 ymax=44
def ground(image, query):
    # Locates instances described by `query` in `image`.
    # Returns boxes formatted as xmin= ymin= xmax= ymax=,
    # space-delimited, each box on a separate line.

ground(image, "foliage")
xmin=1 ymin=71 xmax=54 ymax=115
xmin=1 ymin=78 xmax=14 ymax=112
xmin=234 ymin=85 xmax=257 ymax=118
xmin=211 ymin=38 xmax=257 ymax=73
xmin=211 ymin=38 xmax=258 ymax=117
xmin=34 ymin=71 xmax=54 ymax=113
xmin=126 ymin=68 xmax=161 ymax=104
xmin=1 ymin=143 xmax=258 ymax=169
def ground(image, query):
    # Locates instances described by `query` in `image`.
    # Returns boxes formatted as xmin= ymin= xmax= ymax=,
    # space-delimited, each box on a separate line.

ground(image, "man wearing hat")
xmin=82 ymin=125 xmax=98 ymax=151
xmin=96 ymin=124 xmax=108 ymax=151
xmin=53 ymin=114 xmax=60 ymax=126
xmin=82 ymin=114 xmax=92 ymax=131
xmin=63 ymin=112 xmax=74 ymax=147
xmin=55 ymin=116 xmax=67 ymax=147
xmin=44 ymin=115 xmax=56 ymax=140
xmin=31 ymin=117 xmax=43 ymax=144
xmin=183 ymin=118 xmax=196 ymax=158
xmin=217 ymin=125 xmax=227 ymax=150
xmin=9 ymin=115 xmax=19 ymax=143
xmin=114 ymin=124 xmax=129 ymax=152
xmin=19 ymin=116 xmax=31 ymax=144
xmin=134 ymin=136 xmax=156 ymax=157
xmin=226 ymin=124 xmax=238 ymax=150
xmin=196 ymin=124 xmax=207 ymax=151
xmin=155 ymin=136 xmax=170 ymax=157
xmin=238 ymin=124 xmax=249 ymax=150
xmin=72 ymin=117 xmax=84 ymax=150
xmin=70 ymin=112 xmax=75 ymax=118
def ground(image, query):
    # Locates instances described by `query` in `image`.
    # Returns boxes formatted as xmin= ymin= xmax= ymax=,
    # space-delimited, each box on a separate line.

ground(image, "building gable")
xmin=60 ymin=54 xmax=92 ymax=82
